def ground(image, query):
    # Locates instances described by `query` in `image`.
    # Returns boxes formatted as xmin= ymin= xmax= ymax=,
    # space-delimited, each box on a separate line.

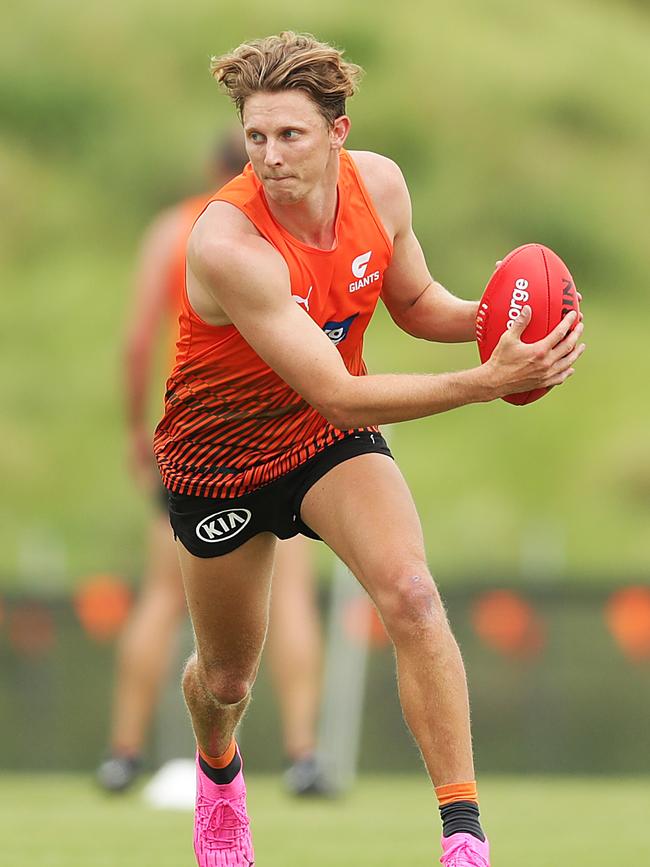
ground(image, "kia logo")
xmin=196 ymin=509 xmax=252 ymax=543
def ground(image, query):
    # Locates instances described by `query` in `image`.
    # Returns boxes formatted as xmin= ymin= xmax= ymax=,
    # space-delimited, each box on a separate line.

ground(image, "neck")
xmin=265 ymin=151 xmax=341 ymax=250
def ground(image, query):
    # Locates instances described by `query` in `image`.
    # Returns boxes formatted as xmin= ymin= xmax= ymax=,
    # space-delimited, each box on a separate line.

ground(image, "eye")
xmin=282 ymin=129 xmax=299 ymax=139
xmin=248 ymin=132 xmax=265 ymax=144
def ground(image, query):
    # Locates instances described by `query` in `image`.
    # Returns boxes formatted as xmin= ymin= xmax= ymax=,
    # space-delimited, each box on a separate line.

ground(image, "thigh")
xmin=176 ymin=532 xmax=277 ymax=673
xmin=299 ymin=453 xmax=429 ymax=600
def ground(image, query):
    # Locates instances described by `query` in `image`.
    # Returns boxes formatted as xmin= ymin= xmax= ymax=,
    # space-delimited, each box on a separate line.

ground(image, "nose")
xmin=263 ymin=138 xmax=284 ymax=168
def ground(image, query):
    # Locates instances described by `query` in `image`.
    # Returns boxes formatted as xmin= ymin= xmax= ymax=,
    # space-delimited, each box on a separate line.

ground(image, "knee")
xmin=375 ymin=565 xmax=447 ymax=640
xmin=203 ymin=667 xmax=253 ymax=707
xmin=208 ymin=676 xmax=251 ymax=707
xmin=184 ymin=655 xmax=254 ymax=707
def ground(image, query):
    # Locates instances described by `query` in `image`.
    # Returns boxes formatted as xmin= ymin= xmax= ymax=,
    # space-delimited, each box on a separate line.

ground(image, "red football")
xmin=475 ymin=243 xmax=580 ymax=405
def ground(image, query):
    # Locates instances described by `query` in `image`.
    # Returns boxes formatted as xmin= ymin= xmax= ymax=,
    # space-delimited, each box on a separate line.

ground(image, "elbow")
xmin=317 ymin=397 xmax=362 ymax=431
xmin=388 ymin=308 xmax=422 ymax=340
xmin=324 ymin=408 xmax=357 ymax=431
xmin=309 ymin=376 xmax=365 ymax=430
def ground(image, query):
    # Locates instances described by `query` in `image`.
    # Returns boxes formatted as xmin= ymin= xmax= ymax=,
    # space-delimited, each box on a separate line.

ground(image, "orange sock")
xmin=435 ymin=780 xmax=478 ymax=807
xmin=198 ymin=739 xmax=237 ymax=770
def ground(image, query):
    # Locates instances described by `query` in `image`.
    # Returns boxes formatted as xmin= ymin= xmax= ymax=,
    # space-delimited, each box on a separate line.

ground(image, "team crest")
xmin=323 ymin=313 xmax=359 ymax=346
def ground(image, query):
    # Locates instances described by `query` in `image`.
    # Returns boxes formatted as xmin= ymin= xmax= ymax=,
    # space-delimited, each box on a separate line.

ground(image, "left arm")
xmin=383 ymin=230 xmax=478 ymax=342
xmin=360 ymin=154 xmax=477 ymax=342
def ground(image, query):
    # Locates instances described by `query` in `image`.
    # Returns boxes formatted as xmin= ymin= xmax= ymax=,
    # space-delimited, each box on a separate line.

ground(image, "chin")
xmin=265 ymin=184 xmax=304 ymax=205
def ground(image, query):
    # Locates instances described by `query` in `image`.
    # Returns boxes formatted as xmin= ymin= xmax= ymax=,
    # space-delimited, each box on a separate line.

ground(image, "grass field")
xmin=2 ymin=773 xmax=649 ymax=865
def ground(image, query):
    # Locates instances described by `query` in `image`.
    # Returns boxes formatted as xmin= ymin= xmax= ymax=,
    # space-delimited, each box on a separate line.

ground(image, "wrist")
xmin=465 ymin=300 xmax=480 ymax=341
xmin=468 ymin=362 xmax=500 ymax=403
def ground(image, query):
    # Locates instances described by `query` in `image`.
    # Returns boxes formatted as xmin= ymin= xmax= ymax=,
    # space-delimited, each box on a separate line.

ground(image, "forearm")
xmin=393 ymin=282 xmax=478 ymax=343
xmin=326 ymin=366 xmax=496 ymax=429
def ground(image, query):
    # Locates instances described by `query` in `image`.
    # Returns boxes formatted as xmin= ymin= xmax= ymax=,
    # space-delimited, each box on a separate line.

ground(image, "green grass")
xmin=2 ymin=773 xmax=649 ymax=865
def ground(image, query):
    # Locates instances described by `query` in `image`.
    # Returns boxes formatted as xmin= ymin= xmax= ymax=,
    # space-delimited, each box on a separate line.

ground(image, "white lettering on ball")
xmin=506 ymin=278 xmax=530 ymax=329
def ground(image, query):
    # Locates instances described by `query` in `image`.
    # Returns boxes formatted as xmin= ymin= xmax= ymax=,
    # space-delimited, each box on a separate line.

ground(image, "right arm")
xmin=188 ymin=208 xmax=585 ymax=429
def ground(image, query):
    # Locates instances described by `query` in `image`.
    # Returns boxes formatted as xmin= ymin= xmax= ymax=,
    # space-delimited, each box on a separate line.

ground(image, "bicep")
xmin=369 ymin=162 xmax=434 ymax=320
xmin=193 ymin=237 xmax=351 ymax=416
xmin=235 ymin=298 xmax=351 ymax=412
xmin=380 ymin=226 xmax=434 ymax=321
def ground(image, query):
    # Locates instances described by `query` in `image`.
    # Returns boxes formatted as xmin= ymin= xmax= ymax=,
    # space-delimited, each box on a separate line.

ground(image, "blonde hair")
xmin=210 ymin=31 xmax=363 ymax=126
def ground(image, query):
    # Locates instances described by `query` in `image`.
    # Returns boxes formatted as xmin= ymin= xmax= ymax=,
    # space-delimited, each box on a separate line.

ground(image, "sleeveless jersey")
xmin=153 ymin=150 xmax=393 ymax=498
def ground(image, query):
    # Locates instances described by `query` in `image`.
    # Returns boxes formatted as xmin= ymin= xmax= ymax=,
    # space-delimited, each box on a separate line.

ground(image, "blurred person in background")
xmin=153 ymin=31 xmax=585 ymax=867
xmin=96 ymin=130 xmax=330 ymax=798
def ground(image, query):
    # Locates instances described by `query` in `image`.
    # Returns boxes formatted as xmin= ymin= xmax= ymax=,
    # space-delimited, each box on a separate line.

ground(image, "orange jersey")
xmin=154 ymin=150 xmax=393 ymax=498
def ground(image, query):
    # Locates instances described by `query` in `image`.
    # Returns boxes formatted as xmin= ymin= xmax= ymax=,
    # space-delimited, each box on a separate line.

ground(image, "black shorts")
xmin=166 ymin=431 xmax=392 ymax=558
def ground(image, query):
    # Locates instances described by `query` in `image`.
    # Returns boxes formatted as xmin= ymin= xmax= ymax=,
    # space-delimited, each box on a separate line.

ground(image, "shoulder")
xmin=188 ymin=201 xmax=288 ymax=289
xmin=346 ymin=150 xmax=411 ymax=238
xmin=348 ymin=151 xmax=408 ymax=199
xmin=190 ymin=199 xmax=257 ymax=244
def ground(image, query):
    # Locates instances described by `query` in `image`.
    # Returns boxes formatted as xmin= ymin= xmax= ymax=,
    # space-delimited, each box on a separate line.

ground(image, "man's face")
xmin=242 ymin=89 xmax=347 ymax=204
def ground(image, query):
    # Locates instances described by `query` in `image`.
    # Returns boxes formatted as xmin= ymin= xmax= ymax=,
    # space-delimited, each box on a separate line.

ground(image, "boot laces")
xmin=196 ymin=794 xmax=250 ymax=850
xmin=442 ymin=839 xmax=488 ymax=867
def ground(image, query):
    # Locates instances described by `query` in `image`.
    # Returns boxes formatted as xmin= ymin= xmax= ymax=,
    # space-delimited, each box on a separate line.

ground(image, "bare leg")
xmin=110 ymin=513 xmax=187 ymax=755
xmin=266 ymin=536 xmax=322 ymax=761
xmin=300 ymin=453 xmax=474 ymax=786
xmin=177 ymin=532 xmax=277 ymax=757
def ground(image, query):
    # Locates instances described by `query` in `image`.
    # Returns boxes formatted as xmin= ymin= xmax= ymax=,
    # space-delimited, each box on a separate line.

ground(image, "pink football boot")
xmin=193 ymin=751 xmax=255 ymax=867
xmin=440 ymin=833 xmax=490 ymax=867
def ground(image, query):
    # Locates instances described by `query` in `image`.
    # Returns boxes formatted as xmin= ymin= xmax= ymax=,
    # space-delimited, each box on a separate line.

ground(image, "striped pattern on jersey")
xmin=154 ymin=150 xmax=393 ymax=499
xmin=156 ymin=342 xmax=371 ymax=498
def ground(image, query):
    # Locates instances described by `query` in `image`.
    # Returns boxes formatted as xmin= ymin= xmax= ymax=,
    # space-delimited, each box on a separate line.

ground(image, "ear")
xmin=330 ymin=115 xmax=351 ymax=150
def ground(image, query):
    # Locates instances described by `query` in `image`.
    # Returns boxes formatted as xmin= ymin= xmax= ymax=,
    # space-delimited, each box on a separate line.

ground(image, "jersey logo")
xmin=292 ymin=286 xmax=313 ymax=312
xmin=349 ymin=251 xmax=380 ymax=293
xmin=352 ymin=251 xmax=372 ymax=279
xmin=196 ymin=509 xmax=252 ymax=543
xmin=323 ymin=313 xmax=359 ymax=346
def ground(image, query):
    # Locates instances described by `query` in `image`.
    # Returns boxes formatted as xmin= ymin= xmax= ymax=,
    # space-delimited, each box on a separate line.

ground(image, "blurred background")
xmin=1 ymin=0 xmax=649 ymax=863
